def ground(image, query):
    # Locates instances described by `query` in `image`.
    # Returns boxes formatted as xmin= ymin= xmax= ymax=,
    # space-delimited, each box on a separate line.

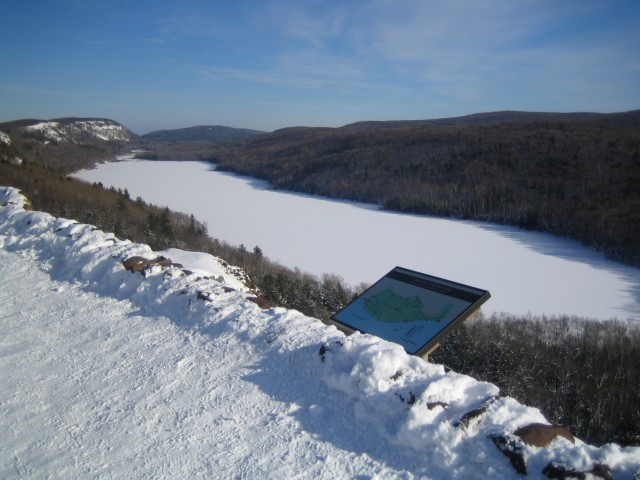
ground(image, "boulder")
xmin=490 ymin=433 xmax=527 ymax=476
xmin=514 ymin=423 xmax=575 ymax=447
xmin=542 ymin=461 xmax=612 ymax=479
xmin=455 ymin=395 xmax=500 ymax=429
xmin=122 ymin=255 xmax=183 ymax=273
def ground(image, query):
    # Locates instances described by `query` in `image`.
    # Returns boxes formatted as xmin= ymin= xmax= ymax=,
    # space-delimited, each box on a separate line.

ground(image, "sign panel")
xmin=330 ymin=267 xmax=491 ymax=357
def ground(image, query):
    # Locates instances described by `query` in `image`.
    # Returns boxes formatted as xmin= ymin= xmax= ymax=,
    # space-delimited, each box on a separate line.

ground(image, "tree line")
xmin=431 ymin=314 xmax=640 ymax=446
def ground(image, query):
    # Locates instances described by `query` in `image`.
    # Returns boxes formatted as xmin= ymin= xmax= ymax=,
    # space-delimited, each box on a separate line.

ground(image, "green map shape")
xmin=364 ymin=288 xmax=453 ymax=323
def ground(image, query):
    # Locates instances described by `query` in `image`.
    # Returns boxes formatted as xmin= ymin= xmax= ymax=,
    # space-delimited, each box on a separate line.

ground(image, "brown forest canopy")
xmin=207 ymin=110 xmax=640 ymax=266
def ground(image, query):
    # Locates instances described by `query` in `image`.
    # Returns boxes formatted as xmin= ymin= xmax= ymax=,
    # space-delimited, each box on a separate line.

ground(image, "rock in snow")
xmin=1 ymin=186 xmax=639 ymax=479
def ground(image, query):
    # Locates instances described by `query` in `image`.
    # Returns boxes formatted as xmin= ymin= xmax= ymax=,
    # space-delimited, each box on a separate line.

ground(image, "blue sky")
xmin=1 ymin=0 xmax=639 ymax=134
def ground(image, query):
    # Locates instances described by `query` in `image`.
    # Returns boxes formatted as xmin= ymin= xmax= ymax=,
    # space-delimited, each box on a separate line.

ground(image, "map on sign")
xmin=331 ymin=267 xmax=490 ymax=356
xmin=364 ymin=288 xmax=454 ymax=323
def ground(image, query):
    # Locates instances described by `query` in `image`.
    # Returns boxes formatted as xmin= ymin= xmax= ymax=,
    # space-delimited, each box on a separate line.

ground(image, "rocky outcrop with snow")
xmin=22 ymin=118 xmax=136 ymax=144
xmin=1 ymin=118 xmax=139 ymax=170
xmin=1 ymin=186 xmax=639 ymax=479
xmin=0 ymin=131 xmax=11 ymax=146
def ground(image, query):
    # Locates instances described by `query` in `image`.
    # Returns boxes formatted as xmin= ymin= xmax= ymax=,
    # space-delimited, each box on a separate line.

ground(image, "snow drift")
xmin=1 ymin=186 xmax=639 ymax=479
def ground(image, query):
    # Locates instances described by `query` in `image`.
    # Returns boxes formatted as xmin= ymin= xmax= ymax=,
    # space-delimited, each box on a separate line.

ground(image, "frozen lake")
xmin=75 ymin=159 xmax=640 ymax=321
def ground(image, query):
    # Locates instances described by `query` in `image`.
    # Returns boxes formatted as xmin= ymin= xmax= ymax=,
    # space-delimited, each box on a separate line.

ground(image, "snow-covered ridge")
xmin=1 ymin=186 xmax=639 ymax=479
xmin=22 ymin=119 xmax=134 ymax=144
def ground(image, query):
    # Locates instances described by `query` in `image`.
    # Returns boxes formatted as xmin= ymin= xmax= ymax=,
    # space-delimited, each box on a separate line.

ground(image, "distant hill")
xmin=0 ymin=117 xmax=267 ymax=167
xmin=0 ymin=117 xmax=139 ymax=172
xmin=0 ymin=117 xmax=138 ymax=143
xmin=341 ymin=109 xmax=640 ymax=130
xmin=142 ymin=125 xmax=265 ymax=143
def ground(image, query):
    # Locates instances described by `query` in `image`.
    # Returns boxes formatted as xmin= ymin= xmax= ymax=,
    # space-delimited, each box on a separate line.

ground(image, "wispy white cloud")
xmin=259 ymin=0 xmax=351 ymax=47
xmin=196 ymin=55 xmax=364 ymax=90
xmin=330 ymin=0 xmax=639 ymax=107
xmin=190 ymin=0 xmax=640 ymax=113
xmin=241 ymin=1 xmax=552 ymax=101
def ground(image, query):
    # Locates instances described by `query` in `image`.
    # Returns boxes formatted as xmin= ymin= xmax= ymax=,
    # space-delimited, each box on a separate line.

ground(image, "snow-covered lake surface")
xmin=74 ymin=159 xmax=640 ymax=321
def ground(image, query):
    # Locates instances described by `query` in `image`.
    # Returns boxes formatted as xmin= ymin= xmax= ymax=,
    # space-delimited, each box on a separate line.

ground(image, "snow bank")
xmin=1 ymin=186 xmax=639 ymax=479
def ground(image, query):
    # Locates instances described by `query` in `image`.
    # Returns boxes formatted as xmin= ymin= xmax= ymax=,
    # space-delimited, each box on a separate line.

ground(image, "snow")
xmin=1 ymin=186 xmax=639 ymax=479
xmin=159 ymin=247 xmax=247 ymax=291
xmin=0 ymin=131 xmax=11 ymax=146
xmin=74 ymin=159 xmax=640 ymax=321
xmin=24 ymin=121 xmax=65 ymax=142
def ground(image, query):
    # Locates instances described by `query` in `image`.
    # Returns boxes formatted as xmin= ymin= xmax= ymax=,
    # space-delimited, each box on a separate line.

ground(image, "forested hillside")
xmin=135 ymin=125 xmax=266 ymax=161
xmin=208 ymin=111 xmax=640 ymax=266
xmin=142 ymin=125 xmax=265 ymax=142
xmin=0 ymin=118 xmax=263 ymax=170
xmin=0 ymin=117 xmax=138 ymax=172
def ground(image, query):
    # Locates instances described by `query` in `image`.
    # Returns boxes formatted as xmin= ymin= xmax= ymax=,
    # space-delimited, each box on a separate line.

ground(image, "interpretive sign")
xmin=330 ymin=267 xmax=491 ymax=357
